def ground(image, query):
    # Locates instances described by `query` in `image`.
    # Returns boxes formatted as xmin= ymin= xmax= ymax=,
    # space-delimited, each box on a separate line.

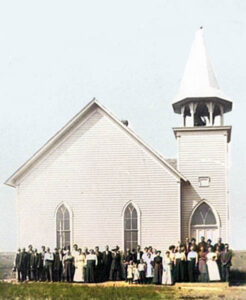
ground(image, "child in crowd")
xmin=133 ymin=262 xmax=140 ymax=284
xmin=127 ymin=261 xmax=134 ymax=284
xmin=138 ymin=259 xmax=146 ymax=284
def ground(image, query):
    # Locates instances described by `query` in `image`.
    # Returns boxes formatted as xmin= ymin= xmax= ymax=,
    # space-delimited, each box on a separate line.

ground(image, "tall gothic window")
xmin=191 ymin=202 xmax=216 ymax=226
xmin=56 ymin=204 xmax=71 ymax=249
xmin=124 ymin=203 xmax=138 ymax=252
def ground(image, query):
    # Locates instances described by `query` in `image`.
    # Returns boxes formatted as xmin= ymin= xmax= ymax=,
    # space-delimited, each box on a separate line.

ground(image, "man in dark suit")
xmin=53 ymin=248 xmax=61 ymax=282
xmin=30 ymin=249 xmax=39 ymax=281
xmin=198 ymin=236 xmax=208 ymax=251
xmin=37 ymin=246 xmax=46 ymax=281
xmin=19 ymin=248 xmax=28 ymax=282
xmin=214 ymin=238 xmax=225 ymax=252
xmin=110 ymin=246 xmax=122 ymax=281
xmin=221 ymin=243 xmax=232 ymax=282
xmin=133 ymin=245 xmax=143 ymax=264
xmin=184 ymin=237 xmax=191 ymax=255
xmin=102 ymin=245 xmax=112 ymax=281
xmin=13 ymin=248 xmax=21 ymax=282
xmin=95 ymin=246 xmax=103 ymax=282
xmin=27 ymin=245 xmax=33 ymax=281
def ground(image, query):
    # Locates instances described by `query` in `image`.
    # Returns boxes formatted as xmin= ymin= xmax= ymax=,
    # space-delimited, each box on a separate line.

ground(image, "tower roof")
xmin=172 ymin=27 xmax=232 ymax=114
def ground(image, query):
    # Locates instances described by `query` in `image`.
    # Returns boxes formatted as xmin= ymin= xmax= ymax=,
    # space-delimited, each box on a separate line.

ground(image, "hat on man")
xmin=112 ymin=245 xmax=119 ymax=251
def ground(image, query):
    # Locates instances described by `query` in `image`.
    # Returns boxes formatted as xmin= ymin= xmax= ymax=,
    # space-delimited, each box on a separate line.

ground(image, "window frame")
xmin=55 ymin=203 xmax=72 ymax=249
xmin=123 ymin=202 xmax=140 ymax=252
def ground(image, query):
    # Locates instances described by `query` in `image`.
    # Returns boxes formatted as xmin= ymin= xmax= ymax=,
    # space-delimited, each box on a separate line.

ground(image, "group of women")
xmin=124 ymin=237 xmax=232 ymax=285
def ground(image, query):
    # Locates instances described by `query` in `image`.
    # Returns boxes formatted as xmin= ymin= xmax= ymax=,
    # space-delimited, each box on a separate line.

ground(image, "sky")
xmin=1 ymin=0 xmax=246 ymax=251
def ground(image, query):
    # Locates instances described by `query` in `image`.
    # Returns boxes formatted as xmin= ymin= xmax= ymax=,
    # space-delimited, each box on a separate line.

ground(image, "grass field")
xmin=1 ymin=282 xmax=246 ymax=300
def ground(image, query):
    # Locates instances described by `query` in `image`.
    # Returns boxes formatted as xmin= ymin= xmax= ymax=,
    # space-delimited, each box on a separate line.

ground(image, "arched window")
xmin=124 ymin=203 xmax=138 ymax=252
xmin=190 ymin=202 xmax=219 ymax=242
xmin=56 ymin=204 xmax=71 ymax=249
xmin=191 ymin=202 xmax=216 ymax=225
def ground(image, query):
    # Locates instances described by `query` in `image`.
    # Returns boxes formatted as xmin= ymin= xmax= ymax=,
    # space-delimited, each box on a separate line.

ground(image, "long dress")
xmin=133 ymin=266 xmax=140 ymax=282
xmin=145 ymin=256 xmax=154 ymax=281
xmin=198 ymin=251 xmax=208 ymax=282
xmin=74 ymin=253 xmax=86 ymax=282
xmin=162 ymin=256 xmax=173 ymax=285
xmin=206 ymin=252 xmax=220 ymax=281
xmin=127 ymin=264 xmax=133 ymax=281
xmin=86 ymin=254 xmax=97 ymax=283
xmin=175 ymin=252 xmax=186 ymax=282
xmin=153 ymin=256 xmax=163 ymax=284
xmin=187 ymin=251 xmax=198 ymax=282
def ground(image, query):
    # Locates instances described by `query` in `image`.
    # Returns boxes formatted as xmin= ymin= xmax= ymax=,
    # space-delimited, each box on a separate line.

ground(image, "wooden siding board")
xmin=178 ymin=129 xmax=229 ymax=242
xmin=17 ymin=110 xmax=180 ymax=252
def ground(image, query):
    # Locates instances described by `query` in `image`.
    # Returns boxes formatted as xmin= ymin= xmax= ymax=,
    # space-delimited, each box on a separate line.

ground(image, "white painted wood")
xmin=15 ymin=107 xmax=181 ymax=252
xmin=175 ymin=127 xmax=230 ymax=244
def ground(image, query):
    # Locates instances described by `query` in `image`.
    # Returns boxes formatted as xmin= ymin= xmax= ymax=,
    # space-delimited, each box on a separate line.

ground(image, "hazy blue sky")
xmin=1 ymin=0 xmax=246 ymax=251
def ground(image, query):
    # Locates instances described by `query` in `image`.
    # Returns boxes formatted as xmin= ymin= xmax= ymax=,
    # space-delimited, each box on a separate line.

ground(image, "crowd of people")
xmin=13 ymin=237 xmax=232 ymax=285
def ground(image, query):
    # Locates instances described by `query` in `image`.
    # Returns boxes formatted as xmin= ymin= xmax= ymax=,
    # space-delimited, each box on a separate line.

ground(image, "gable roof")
xmin=5 ymin=99 xmax=188 ymax=187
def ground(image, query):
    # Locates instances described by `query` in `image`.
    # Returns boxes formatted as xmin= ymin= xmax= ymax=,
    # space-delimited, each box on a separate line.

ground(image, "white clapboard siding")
xmin=176 ymin=128 xmax=229 ymax=242
xmin=16 ymin=107 xmax=181 ymax=252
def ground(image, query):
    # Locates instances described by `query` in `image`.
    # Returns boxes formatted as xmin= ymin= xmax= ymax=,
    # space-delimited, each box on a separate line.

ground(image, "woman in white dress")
xmin=74 ymin=248 xmax=86 ymax=282
xmin=206 ymin=246 xmax=221 ymax=281
xmin=145 ymin=252 xmax=154 ymax=284
xmin=162 ymin=251 xmax=173 ymax=285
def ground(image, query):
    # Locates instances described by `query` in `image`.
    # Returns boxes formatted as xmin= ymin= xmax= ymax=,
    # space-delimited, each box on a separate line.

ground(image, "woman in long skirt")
xmin=174 ymin=247 xmax=186 ymax=282
xmin=74 ymin=248 xmax=86 ymax=282
xmin=215 ymin=245 xmax=222 ymax=279
xmin=153 ymin=251 xmax=163 ymax=285
xmin=206 ymin=246 xmax=220 ymax=281
xmin=162 ymin=251 xmax=173 ymax=285
xmin=85 ymin=249 xmax=97 ymax=283
xmin=187 ymin=246 xmax=198 ymax=282
xmin=169 ymin=246 xmax=176 ymax=283
xmin=198 ymin=246 xmax=208 ymax=282
xmin=145 ymin=253 xmax=154 ymax=284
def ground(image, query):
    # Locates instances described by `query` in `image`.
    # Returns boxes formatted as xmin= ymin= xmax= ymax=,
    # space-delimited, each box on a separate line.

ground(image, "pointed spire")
xmin=172 ymin=27 xmax=232 ymax=114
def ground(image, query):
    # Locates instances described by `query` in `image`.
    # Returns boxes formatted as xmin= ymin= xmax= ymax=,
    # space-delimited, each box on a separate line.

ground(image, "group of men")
xmin=13 ymin=237 xmax=232 ymax=284
xmin=13 ymin=244 xmax=122 ymax=283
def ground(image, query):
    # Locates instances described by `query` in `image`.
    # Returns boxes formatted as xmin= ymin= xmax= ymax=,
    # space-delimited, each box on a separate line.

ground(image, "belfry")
xmin=173 ymin=27 xmax=232 ymax=242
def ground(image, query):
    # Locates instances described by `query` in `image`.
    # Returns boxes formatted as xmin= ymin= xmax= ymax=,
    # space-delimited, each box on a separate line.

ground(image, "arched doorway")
xmin=190 ymin=201 xmax=220 ymax=242
xmin=56 ymin=204 xmax=71 ymax=249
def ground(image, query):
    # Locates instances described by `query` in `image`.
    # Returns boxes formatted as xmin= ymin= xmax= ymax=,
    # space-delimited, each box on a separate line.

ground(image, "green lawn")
xmin=1 ymin=282 xmax=246 ymax=300
xmin=0 ymin=283 xmax=177 ymax=300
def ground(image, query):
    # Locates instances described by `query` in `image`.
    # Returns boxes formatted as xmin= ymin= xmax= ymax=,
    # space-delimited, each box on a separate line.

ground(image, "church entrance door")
xmin=189 ymin=201 xmax=220 ymax=243
xmin=191 ymin=226 xmax=219 ymax=242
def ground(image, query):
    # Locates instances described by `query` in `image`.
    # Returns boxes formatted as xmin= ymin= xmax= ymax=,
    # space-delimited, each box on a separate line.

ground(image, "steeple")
xmin=172 ymin=27 xmax=232 ymax=127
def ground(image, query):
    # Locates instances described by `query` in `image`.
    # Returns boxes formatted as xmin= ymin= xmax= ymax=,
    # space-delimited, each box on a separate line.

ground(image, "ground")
xmin=1 ymin=281 xmax=246 ymax=300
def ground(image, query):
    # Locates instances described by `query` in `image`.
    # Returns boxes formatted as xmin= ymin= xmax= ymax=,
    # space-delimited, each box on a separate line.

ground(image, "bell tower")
xmin=173 ymin=28 xmax=232 ymax=243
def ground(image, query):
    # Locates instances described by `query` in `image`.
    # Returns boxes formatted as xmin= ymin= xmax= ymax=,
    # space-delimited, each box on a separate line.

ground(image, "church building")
xmin=5 ymin=28 xmax=232 ymax=252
